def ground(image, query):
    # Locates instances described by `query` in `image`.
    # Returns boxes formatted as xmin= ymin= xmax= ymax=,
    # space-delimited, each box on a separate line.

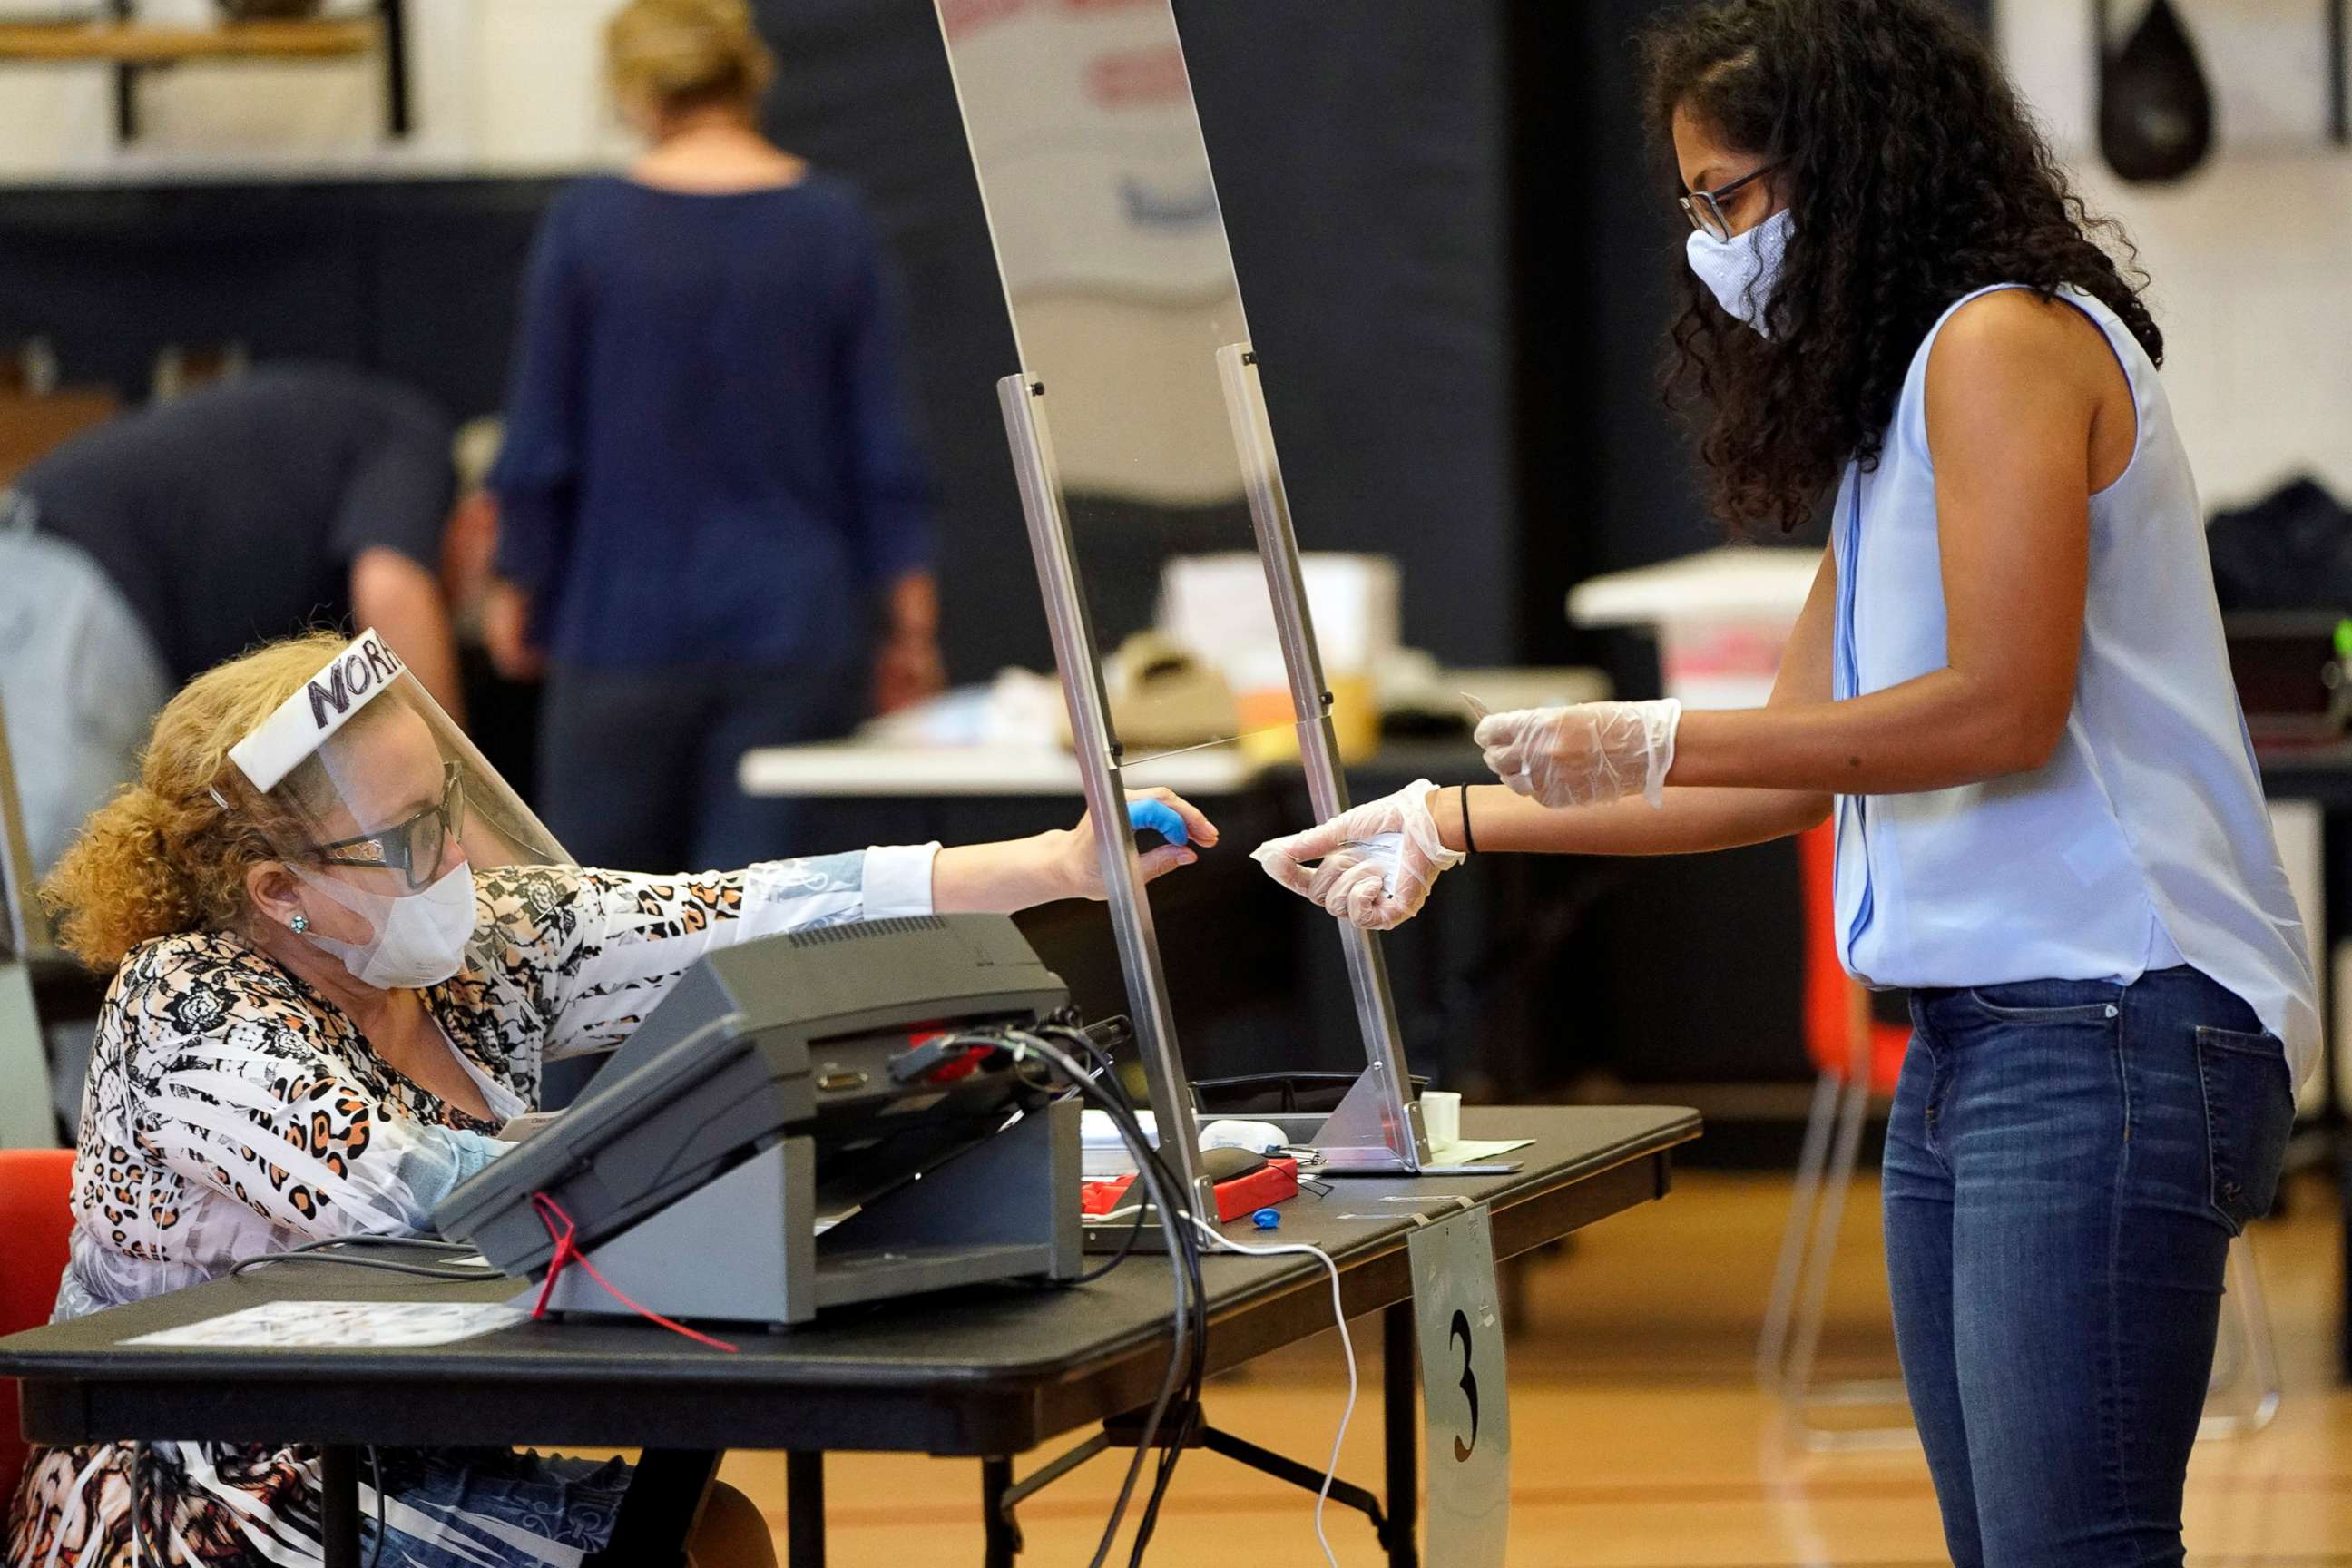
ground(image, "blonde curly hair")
xmin=44 ymin=631 xmax=352 ymax=972
xmin=607 ymin=0 xmax=775 ymax=118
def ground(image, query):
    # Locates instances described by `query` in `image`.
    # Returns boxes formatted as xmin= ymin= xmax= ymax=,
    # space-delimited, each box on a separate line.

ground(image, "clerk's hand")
xmin=1061 ymin=788 xmax=1219 ymax=899
xmin=1252 ymin=779 xmax=1461 ymax=932
xmin=1475 ymin=699 xmax=1682 ymax=809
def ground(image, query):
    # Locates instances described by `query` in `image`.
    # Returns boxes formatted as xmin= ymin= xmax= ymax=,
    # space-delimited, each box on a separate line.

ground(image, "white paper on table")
xmin=1426 ymin=1137 xmax=1534 ymax=1165
xmin=126 ymin=1300 xmax=527 ymax=1350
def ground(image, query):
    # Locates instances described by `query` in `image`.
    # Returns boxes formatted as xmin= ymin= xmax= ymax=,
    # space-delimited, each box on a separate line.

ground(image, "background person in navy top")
xmin=1258 ymin=2 xmax=2313 ymax=1563
xmin=486 ymin=0 xmax=940 ymax=874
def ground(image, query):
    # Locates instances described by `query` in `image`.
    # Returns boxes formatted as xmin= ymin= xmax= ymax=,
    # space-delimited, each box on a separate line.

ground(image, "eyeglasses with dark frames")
xmin=309 ymin=760 xmax=466 ymax=892
xmin=1680 ymin=161 xmax=1784 ymax=243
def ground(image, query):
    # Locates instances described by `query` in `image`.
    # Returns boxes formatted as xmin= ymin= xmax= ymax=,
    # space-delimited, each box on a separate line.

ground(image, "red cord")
xmin=527 ymin=1191 xmax=740 ymax=1353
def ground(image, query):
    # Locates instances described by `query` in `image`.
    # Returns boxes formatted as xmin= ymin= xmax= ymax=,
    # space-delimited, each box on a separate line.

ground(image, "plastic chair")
xmin=0 ymin=1147 xmax=75 ymax=1504
xmin=1755 ymin=822 xmax=1913 ymax=1447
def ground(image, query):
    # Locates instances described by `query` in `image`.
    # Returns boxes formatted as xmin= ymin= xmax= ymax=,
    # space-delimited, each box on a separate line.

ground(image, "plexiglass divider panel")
xmin=995 ymin=374 xmax=1211 ymax=1214
xmin=932 ymin=0 xmax=1292 ymax=764
xmin=1216 ymin=345 xmax=1429 ymax=1170
xmin=935 ymin=0 xmax=1426 ymax=1173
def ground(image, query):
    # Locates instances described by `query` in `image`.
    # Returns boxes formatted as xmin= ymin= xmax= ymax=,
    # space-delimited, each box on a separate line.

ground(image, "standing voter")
xmin=487 ymin=0 xmax=941 ymax=873
xmin=1258 ymin=2 xmax=2315 ymax=1562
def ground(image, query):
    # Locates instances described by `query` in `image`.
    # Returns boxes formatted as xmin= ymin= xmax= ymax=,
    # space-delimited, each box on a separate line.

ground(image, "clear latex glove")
xmin=1251 ymin=779 xmax=1464 ymax=932
xmin=1474 ymin=698 xmax=1683 ymax=809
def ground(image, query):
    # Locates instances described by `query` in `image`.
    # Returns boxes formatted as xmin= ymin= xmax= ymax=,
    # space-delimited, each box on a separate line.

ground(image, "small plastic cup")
xmin=1420 ymin=1091 xmax=1462 ymax=1149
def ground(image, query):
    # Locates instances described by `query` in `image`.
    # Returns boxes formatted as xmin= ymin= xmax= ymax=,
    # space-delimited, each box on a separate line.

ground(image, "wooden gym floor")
xmin=717 ymin=1169 xmax=2351 ymax=1564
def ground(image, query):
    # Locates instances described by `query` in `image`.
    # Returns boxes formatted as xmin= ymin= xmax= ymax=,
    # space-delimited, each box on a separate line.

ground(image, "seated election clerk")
xmin=8 ymin=628 xmax=1213 ymax=1568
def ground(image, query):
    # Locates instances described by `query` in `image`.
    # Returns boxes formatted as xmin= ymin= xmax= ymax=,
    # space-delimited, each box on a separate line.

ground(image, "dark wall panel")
xmin=1183 ymin=0 xmax=1513 ymax=663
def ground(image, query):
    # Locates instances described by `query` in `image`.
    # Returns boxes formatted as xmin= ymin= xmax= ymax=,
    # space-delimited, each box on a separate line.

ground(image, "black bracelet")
xmin=1458 ymin=783 xmax=1478 ymax=856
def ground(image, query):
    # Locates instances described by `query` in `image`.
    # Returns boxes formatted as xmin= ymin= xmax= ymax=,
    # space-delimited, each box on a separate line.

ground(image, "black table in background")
xmin=1 ymin=1105 xmax=1699 ymax=1568
xmin=2258 ymin=744 xmax=2352 ymax=1377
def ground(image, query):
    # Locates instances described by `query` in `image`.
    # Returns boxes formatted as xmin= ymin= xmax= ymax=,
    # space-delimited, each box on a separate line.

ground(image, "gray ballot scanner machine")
xmin=434 ymin=914 xmax=1087 ymax=1328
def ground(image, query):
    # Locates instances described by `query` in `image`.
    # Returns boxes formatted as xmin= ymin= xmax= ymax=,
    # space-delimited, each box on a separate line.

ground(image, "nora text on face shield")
xmin=1254 ymin=1 xmax=2313 ymax=1561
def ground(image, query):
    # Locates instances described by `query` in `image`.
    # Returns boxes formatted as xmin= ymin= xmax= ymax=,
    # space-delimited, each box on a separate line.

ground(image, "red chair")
xmin=0 ymin=1148 xmax=76 ymax=1505
xmin=1754 ymin=822 xmax=1911 ymax=1446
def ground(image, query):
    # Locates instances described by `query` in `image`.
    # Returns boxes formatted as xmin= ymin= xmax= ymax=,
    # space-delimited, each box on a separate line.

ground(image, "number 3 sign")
xmin=1407 ymin=1204 xmax=1511 ymax=1565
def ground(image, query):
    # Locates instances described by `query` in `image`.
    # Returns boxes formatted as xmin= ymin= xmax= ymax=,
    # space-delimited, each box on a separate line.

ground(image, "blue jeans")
xmin=1883 ymin=965 xmax=2297 ymax=1566
xmin=362 ymin=1447 xmax=632 ymax=1565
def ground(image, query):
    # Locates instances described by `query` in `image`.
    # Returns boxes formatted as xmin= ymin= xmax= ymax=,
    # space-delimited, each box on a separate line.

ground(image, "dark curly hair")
xmin=1644 ymin=0 xmax=2161 ymax=534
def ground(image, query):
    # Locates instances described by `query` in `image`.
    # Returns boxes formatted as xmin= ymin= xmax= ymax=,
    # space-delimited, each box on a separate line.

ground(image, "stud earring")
xmin=289 ymin=913 xmax=309 ymax=935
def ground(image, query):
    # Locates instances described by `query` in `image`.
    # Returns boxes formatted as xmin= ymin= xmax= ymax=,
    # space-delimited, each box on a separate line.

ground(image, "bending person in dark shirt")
xmin=0 ymin=362 xmax=465 ymax=873
xmin=485 ymin=0 xmax=942 ymax=873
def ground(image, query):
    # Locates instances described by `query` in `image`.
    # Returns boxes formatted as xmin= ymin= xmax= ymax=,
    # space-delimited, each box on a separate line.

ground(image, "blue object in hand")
xmin=1251 ymin=1207 xmax=1280 ymax=1230
xmin=1127 ymin=798 xmax=1190 ymax=848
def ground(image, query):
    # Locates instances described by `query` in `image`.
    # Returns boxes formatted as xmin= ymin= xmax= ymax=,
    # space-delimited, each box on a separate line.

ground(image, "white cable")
xmin=999 ymin=1031 xmax=1200 ymax=1568
xmin=1189 ymin=1218 xmax=1355 ymax=1568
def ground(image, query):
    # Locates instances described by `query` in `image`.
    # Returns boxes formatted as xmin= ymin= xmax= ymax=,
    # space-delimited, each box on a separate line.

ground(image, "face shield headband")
xmin=225 ymin=628 xmax=413 ymax=799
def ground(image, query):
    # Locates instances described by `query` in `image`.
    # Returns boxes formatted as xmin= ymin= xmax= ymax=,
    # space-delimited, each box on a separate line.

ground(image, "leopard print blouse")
xmin=6 ymin=845 xmax=935 ymax=1568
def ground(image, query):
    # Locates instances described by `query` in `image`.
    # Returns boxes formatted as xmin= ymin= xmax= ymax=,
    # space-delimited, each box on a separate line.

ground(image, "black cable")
xmin=230 ymin=1233 xmax=503 ymax=1281
xmin=1130 ymin=1204 xmax=1209 ymax=1565
xmin=1031 ymin=1024 xmax=1210 ymax=1565
xmin=367 ymin=1445 xmax=387 ymax=1568
xmin=1072 ymin=1028 xmax=1205 ymax=1565
xmin=1078 ymin=1073 xmax=1197 ymax=1568
xmin=230 ymin=1251 xmax=502 ymax=1282
xmin=1032 ymin=1024 xmax=1210 ymax=1567
xmin=878 ymin=1021 xmax=1210 ymax=1563
xmin=994 ymin=1029 xmax=1200 ymax=1568
xmin=293 ymin=1234 xmax=481 ymax=1254
xmin=1073 ymin=1201 xmax=1147 ymax=1286
xmin=1030 ymin=1023 xmax=1155 ymax=1288
xmin=960 ymin=1023 xmax=1153 ymax=1289
xmin=1016 ymin=1029 xmax=1209 ymax=1566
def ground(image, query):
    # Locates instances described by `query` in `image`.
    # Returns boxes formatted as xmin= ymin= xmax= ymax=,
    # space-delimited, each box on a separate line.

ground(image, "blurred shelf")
xmin=0 ymin=17 xmax=374 ymax=63
xmin=0 ymin=4 xmax=407 ymax=142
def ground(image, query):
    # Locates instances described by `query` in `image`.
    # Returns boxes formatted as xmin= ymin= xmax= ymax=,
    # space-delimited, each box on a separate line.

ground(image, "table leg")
xmin=591 ymin=1448 xmax=720 ymax=1567
xmin=787 ymin=1450 xmax=826 ymax=1568
xmin=1383 ymin=1300 xmax=1419 ymax=1568
xmin=981 ymin=1455 xmax=1020 ymax=1567
xmin=319 ymin=1445 xmax=361 ymax=1568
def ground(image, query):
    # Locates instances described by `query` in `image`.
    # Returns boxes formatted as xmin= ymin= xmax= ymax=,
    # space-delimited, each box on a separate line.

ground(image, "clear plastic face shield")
xmin=213 ymin=630 xmax=572 ymax=987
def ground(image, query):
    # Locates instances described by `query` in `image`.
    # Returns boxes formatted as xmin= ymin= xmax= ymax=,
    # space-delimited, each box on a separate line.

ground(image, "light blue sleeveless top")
xmin=1830 ymin=283 xmax=2320 ymax=1084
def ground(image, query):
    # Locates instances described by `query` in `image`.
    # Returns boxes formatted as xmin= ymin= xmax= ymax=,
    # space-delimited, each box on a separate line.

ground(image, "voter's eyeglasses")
xmin=309 ymin=761 xmax=466 ymax=891
xmin=1680 ymin=162 xmax=1784 ymax=243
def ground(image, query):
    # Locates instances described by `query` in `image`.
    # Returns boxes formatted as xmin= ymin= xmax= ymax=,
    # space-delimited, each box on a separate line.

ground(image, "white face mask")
xmin=289 ymin=861 xmax=477 ymax=990
xmin=1686 ymin=207 xmax=1794 ymax=337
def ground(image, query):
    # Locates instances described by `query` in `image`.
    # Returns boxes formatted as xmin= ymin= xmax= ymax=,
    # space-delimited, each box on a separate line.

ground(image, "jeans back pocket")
xmin=2193 ymin=1024 xmax=2297 ymax=1234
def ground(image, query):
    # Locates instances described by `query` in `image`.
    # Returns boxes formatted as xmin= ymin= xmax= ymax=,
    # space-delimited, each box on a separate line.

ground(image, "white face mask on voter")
xmin=290 ymin=861 xmax=477 ymax=990
xmin=1686 ymin=207 xmax=1793 ymax=337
